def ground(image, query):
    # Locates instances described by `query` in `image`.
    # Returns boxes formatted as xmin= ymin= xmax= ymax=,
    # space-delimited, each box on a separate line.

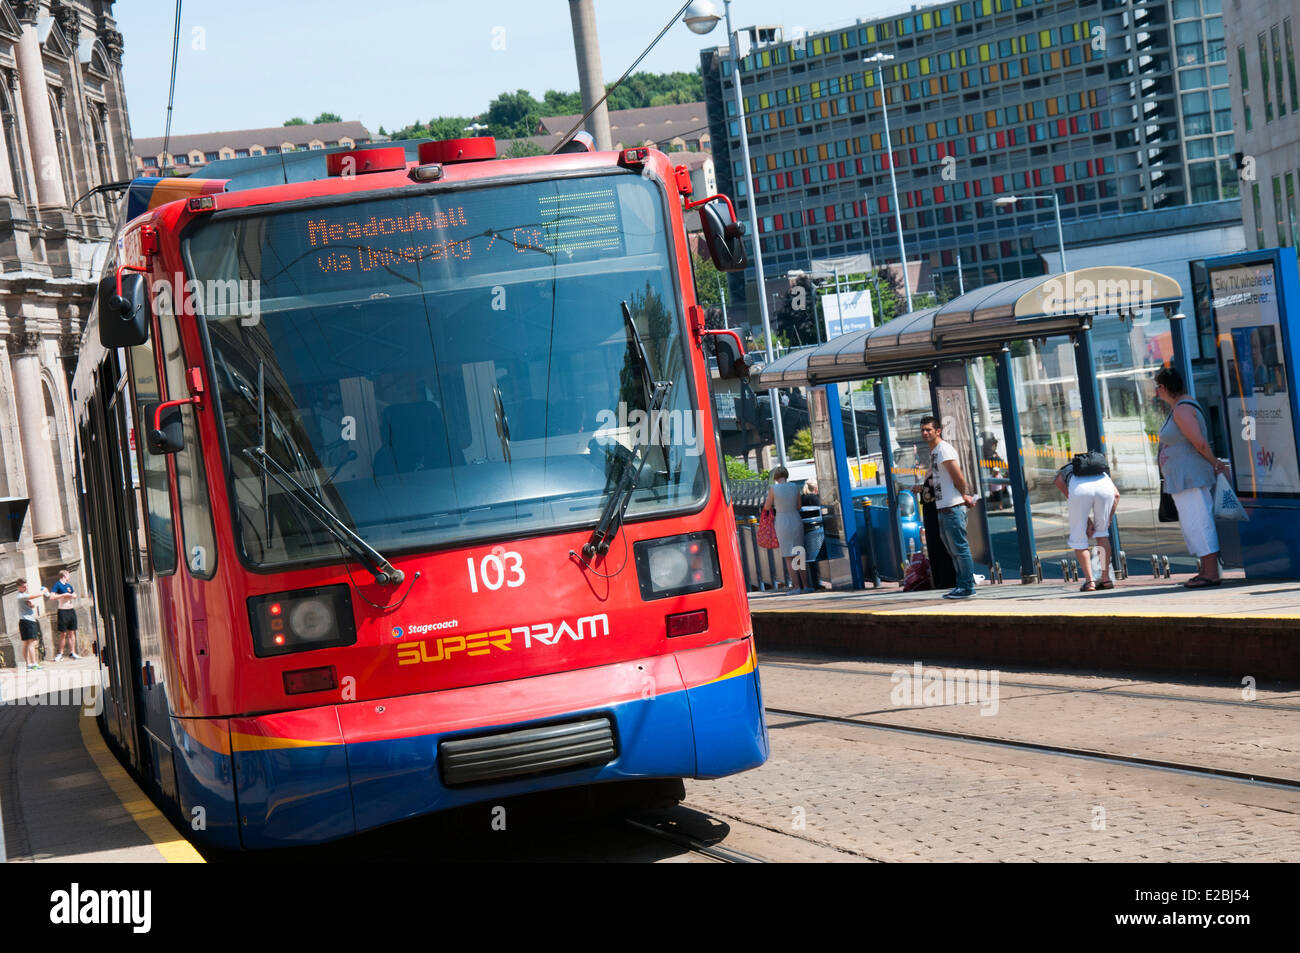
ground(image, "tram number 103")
xmin=467 ymin=551 xmax=526 ymax=593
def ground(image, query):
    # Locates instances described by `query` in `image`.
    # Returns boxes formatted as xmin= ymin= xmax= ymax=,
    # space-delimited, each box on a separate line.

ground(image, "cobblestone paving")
xmin=684 ymin=715 xmax=1300 ymax=862
xmin=757 ymin=657 xmax=1300 ymax=781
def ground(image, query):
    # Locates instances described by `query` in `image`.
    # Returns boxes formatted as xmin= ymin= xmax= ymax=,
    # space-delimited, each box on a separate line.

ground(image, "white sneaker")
xmin=70 ymin=652 xmax=81 ymax=659
xmin=54 ymin=653 xmax=63 ymax=661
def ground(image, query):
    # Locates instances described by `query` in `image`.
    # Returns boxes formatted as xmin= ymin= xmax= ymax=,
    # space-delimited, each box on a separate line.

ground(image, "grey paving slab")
xmin=0 ymin=661 xmax=168 ymax=863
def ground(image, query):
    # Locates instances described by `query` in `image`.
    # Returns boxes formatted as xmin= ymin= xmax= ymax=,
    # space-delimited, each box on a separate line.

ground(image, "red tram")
xmin=71 ymin=137 xmax=768 ymax=848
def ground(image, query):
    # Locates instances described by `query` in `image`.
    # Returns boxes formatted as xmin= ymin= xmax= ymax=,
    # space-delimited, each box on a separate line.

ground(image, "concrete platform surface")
xmin=748 ymin=572 xmax=1300 ymax=680
xmin=0 ymin=658 xmax=202 ymax=863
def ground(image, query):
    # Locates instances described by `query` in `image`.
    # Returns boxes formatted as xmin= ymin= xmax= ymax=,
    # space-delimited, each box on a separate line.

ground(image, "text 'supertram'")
xmin=71 ymin=137 xmax=767 ymax=848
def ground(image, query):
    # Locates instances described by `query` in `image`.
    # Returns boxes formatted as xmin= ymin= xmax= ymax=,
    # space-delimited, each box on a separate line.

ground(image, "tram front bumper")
xmin=220 ymin=637 xmax=767 ymax=848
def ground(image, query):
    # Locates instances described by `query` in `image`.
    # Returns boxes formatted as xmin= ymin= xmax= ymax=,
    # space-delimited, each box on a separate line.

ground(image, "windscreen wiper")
xmin=582 ymin=302 xmax=672 ymax=561
xmin=241 ymin=445 xmax=405 ymax=586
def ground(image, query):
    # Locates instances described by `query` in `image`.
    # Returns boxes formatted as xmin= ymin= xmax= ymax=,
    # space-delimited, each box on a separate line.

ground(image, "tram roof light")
xmin=620 ymin=147 xmax=651 ymax=169
xmin=417 ymin=137 xmax=497 ymax=165
xmin=325 ymin=146 xmax=407 ymax=177
xmin=187 ymin=195 xmax=216 ymax=213
xmin=409 ymin=163 xmax=444 ymax=182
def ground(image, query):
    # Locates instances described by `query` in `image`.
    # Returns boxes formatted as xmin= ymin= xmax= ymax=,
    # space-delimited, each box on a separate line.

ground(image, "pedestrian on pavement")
xmin=49 ymin=569 xmax=79 ymax=660
xmin=915 ymin=415 xmax=978 ymax=599
xmin=1154 ymin=366 xmax=1228 ymax=588
xmin=14 ymin=578 xmax=48 ymax=671
xmin=1053 ymin=453 xmax=1120 ymax=591
xmin=762 ymin=466 xmax=809 ymax=592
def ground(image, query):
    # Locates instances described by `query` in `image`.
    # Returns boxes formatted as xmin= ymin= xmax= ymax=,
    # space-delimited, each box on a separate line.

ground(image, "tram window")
xmin=129 ymin=342 xmax=177 ymax=573
xmin=107 ymin=384 xmax=141 ymax=582
xmin=158 ymin=293 xmax=218 ymax=579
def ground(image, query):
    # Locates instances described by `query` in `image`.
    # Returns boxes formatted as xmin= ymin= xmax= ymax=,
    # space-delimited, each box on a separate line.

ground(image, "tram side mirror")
xmin=144 ymin=402 xmax=184 ymax=455
xmin=710 ymin=334 xmax=751 ymax=381
xmin=98 ymin=271 xmax=151 ymax=349
xmin=700 ymin=201 xmax=748 ymax=272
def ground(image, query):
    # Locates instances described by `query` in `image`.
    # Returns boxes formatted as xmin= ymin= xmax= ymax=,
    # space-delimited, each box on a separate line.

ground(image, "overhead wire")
xmin=160 ymin=0 xmax=183 ymax=174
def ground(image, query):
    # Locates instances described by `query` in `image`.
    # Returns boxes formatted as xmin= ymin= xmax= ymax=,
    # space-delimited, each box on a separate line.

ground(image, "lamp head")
xmin=684 ymin=0 xmax=722 ymax=34
xmin=994 ymin=196 xmax=1019 ymax=206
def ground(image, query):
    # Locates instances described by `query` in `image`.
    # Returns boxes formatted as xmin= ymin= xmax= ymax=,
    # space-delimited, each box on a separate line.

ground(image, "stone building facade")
xmin=0 ymin=0 xmax=133 ymax=665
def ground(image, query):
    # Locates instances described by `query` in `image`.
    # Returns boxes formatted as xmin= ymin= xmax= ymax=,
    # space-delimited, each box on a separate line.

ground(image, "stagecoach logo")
xmin=396 ymin=614 xmax=609 ymax=666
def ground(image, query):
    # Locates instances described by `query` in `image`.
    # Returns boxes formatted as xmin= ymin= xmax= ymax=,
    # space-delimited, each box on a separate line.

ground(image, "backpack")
xmin=1070 ymin=450 xmax=1108 ymax=476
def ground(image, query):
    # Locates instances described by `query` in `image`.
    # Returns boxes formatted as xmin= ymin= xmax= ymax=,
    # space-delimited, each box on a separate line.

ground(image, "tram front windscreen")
xmin=182 ymin=173 xmax=707 ymax=569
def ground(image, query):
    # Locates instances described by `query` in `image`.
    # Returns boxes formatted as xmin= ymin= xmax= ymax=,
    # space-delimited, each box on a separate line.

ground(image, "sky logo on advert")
xmin=1257 ymin=448 xmax=1275 ymax=471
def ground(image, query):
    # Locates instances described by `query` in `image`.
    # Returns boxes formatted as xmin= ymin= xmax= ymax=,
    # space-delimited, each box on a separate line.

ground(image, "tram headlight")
xmin=633 ymin=531 xmax=722 ymax=601
xmin=248 ymin=585 xmax=357 ymax=657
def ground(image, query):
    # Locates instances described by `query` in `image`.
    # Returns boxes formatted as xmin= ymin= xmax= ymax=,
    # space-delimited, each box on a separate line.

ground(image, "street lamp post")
xmin=865 ymin=52 xmax=912 ymax=313
xmin=687 ymin=0 xmax=786 ymax=465
xmin=994 ymin=193 xmax=1067 ymax=272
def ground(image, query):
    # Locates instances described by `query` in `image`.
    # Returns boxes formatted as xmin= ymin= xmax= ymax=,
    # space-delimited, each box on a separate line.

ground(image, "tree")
xmin=789 ymin=427 xmax=814 ymax=460
xmin=485 ymin=89 xmax=543 ymax=138
xmin=773 ymin=276 xmax=818 ymax=346
xmin=726 ymin=455 xmax=763 ymax=481
xmin=501 ymin=139 xmax=544 ymax=159
xmin=542 ymin=89 xmax=582 ymax=114
xmin=283 ymin=117 xmax=306 ymax=126
xmin=690 ymin=253 xmax=722 ymax=308
xmin=870 ymin=268 xmax=905 ymax=324
xmin=378 ymin=125 xmax=387 ymax=137
xmin=313 ymin=112 xmax=343 ymax=124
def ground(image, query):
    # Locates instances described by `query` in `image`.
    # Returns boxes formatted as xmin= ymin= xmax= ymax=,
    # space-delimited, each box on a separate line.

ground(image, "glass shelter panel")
xmin=1009 ymin=336 xmax=1087 ymax=579
xmin=1091 ymin=311 xmax=1199 ymax=576
xmin=967 ymin=355 xmax=1020 ymax=578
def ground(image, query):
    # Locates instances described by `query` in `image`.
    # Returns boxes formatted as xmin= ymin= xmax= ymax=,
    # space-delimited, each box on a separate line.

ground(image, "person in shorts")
xmin=15 ymin=578 xmax=48 ymax=671
xmin=1053 ymin=455 xmax=1120 ymax=591
xmin=49 ymin=569 xmax=79 ymax=660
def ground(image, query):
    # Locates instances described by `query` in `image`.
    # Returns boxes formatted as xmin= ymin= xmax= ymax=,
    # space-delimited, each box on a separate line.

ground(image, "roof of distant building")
xmin=135 ymin=121 xmax=372 ymax=158
xmin=538 ymin=102 xmax=710 ymax=149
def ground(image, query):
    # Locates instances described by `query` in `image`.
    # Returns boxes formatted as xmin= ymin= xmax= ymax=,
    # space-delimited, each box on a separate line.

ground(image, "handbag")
xmin=757 ymin=509 xmax=779 ymax=549
xmin=1158 ymin=480 xmax=1179 ymax=523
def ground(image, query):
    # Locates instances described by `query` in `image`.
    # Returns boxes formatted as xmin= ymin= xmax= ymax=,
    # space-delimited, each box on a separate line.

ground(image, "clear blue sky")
xmin=116 ymin=0 xmax=919 ymax=138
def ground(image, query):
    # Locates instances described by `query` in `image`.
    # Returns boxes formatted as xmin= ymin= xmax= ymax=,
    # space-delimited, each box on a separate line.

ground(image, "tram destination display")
xmin=1209 ymin=261 xmax=1300 ymax=496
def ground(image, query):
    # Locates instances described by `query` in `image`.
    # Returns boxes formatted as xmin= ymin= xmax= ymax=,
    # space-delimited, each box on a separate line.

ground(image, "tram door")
xmin=80 ymin=355 xmax=146 ymax=773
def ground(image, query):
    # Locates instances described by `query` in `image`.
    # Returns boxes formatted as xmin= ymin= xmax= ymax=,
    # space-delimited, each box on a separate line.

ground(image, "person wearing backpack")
xmin=1053 ymin=450 xmax=1120 ymax=591
xmin=1154 ymin=367 xmax=1230 ymax=587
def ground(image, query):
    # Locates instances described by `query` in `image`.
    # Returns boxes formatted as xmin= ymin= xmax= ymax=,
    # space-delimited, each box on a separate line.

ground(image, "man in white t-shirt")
xmin=917 ymin=415 xmax=977 ymax=598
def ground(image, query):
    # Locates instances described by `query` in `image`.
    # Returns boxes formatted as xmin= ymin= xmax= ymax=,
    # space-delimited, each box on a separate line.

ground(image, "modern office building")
xmin=1222 ymin=0 xmax=1300 ymax=249
xmin=701 ymin=0 xmax=1236 ymax=298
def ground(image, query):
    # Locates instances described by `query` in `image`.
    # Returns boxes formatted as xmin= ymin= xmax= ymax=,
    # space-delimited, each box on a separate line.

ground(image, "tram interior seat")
xmin=372 ymin=401 xmax=453 ymax=475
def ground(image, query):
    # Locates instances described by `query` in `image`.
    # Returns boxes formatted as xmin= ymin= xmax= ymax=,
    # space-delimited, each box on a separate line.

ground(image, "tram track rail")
xmin=624 ymin=813 xmax=769 ymax=863
xmin=765 ymin=706 xmax=1300 ymax=791
xmin=762 ymin=659 xmax=1300 ymax=712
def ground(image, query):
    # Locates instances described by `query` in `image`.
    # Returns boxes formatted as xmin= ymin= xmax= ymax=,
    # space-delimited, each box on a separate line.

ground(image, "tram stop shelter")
xmin=754 ymin=267 xmax=1198 ymax=591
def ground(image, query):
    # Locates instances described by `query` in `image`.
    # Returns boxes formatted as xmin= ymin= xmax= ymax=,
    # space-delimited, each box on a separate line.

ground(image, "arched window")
xmin=87 ymin=109 xmax=112 ymax=219
xmin=42 ymin=378 xmax=71 ymax=535
xmin=49 ymin=89 xmax=75 ymax=209
xmin=0 ymin=82 xmax=25 ymax=204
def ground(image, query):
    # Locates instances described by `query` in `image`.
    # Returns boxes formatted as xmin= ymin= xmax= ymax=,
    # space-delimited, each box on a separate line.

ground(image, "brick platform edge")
xmin=751 ymin=612 xmax=1300 ymax=681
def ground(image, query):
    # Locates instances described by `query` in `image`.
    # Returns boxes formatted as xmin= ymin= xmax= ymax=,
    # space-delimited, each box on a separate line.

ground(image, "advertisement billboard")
xmin=821 ymin=288 xmax=875 ymax=339
xmin=1208 ymin=261 xmax=1300 ymax=496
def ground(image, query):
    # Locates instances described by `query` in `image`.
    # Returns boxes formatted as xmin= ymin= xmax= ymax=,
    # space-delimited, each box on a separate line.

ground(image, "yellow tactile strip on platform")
xmin=78 ymin=714 xmax=205 ymax=863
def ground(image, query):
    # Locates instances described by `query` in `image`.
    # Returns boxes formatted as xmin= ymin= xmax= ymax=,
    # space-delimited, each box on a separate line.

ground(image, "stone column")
xmin=9 ymin=330 xmax=63 ymax=538
xmin=15 ymin=2 xmax=67 ymax=208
